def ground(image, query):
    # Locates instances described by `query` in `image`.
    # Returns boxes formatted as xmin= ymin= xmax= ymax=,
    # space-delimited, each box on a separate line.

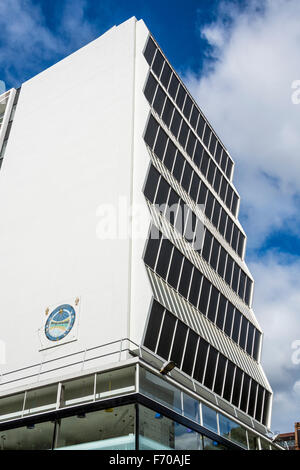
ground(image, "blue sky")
xmin=1 ymin=0 xmax=300 ymax=434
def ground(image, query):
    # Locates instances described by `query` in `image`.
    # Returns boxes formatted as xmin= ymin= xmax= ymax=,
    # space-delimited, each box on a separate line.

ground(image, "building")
xmin=276 ymin=423 xmax=300 ymax=450
xmin=0 ymin=17 xmax=281 ymax=450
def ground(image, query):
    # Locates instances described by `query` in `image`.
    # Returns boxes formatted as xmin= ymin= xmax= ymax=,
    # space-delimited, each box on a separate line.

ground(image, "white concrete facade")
xmin=0 ymin=18 xmax=152 ymax=375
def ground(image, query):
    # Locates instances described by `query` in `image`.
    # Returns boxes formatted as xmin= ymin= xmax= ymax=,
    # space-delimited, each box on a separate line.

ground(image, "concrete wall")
xmin=0 ymin=17 xmax=151 ymax=377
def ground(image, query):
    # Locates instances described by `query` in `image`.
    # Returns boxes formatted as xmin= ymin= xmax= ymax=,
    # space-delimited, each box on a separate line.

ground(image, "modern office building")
xmin=0 ymin=17 xmax=281 ymax=450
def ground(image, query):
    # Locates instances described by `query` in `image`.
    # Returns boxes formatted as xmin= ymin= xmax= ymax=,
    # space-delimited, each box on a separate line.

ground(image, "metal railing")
xmin=0 ymin=338 xmax=141 ymax=391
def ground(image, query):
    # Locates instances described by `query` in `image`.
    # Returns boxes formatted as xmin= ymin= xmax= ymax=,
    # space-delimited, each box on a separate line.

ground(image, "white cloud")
xmin=249 ymin=253 xmax=300 ymax=431
xmin=186 ymin=0 xmax=300 ymax=248
xmin=0 ymin=0 xmax=98 ymax=86
xmin=185 ymin=0 xmax=300 ymax=433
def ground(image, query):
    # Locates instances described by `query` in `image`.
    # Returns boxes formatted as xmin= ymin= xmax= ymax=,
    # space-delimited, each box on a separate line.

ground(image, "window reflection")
xmin=139 ymin=406 xmax=203 ymax=450
xmin=55 ymin=405 xmax=135 ymax=450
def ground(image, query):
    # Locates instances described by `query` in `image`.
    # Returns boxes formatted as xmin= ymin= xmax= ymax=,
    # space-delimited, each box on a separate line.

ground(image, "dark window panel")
xmin=224 ymin=255 xmax=234 ymax=286
xmin=172 ymin=151 xmax=185 ymax=182
xmin=152 ymin=49 xmax=164 ymax=77
xmin=153 ymin=86 xmax=166 ymax=116
xmin=181 ymin=162 xmax=193 ymax=193
xmin=209 ymin=133 xmax=217 ymax=157
xmin=245 ymin=277 xmax=252 ymax=305
xmin=176 ymin=84 xmax=186 ymax=109
xmin=198 ymin=277 xmax=211 ymax=316
xmin=166 ymin=188 xmax=180 ymax=226
xmin=144 ymin=114 xmax=159 ymax=149
xmin=182 ymin=330 xmax=198 ymax=375
xmin=217 ymin=246 xmax=227 ymax=278
xmin=225 ymin=185 xmax=233 ymax=210
xmin=167 ymin=246 xmax=184 ymax=290
xmin=193 ymin=141 xmax=203 ymax=168
xmin=202 ymin=230 xmax=213 ymax=262
xmin=178 ymin=120 xmax=189 ymax=149
xmin=231 ymin=310 xmax=241 ymax=343
xmin=255 ymin=386 xmax=264 ymax=422
xmin=168 ymin=73 xmax=180 ymax=100
xmin=154 ymin=176 xmax=170 ymax=207
xmin=240 ymin=374 xmax=250 ymax=413
xmin=237 ymin=233 xmax=245 ymax=258
xmin=188 ymin=269 xmax=202 ymax=308
xmin=218 ymin=210 xmax=227 ymax=236
xmin=193 ymin=338 xmax=209 ymax=383
xmin=144 ymin=165 xmax=160 ymax=203
xmin=232 ymin=369 xmax=243 ymax=407
xmin=178 ymin=258 xmax=193 ymax=298
xmin=246 ymin=323 xmax=255 ymax=356
xmin=231 ymin=263 xmax=240 ymax=293
xmin=197 ymin=181 xmax=208 ymax=205
xmin=213 ymin=168 xmax=222 ymax=194
xmin=157 ymin=311 xmax=176 ymax=359
xmin=207 ymin=160 xmax=216 ymax=186
xmin=186 ymin=132 xmax=196 ymax=159
xmin=183 ymin=95 xmax=193 ymax=120
xmin=189 ymin=172 xmax=200 ymax=201
xmin=170 ymin=321 xmax=188 ymax=368
xmin=196 ymin=115 xmax=206 ymax=139
xmin=225 ymin=218 xmax=233 ymax=244
xmin=213 ymin=354 xmax=227 ymax=396
xmin=144 ymin=73 xmax=157 ymax=105
xmin=204 ymin=192 xmax=214 ymax=220
xmin=253 ymin=330 xmax=261 ymax=361
xmin=163 ymin=139 xmax=176 ymax=172
xmin=220 ymin=177 xmax=227 ymax=201
xmin=248 ymin=380 xmax=258 ymax=417
xmin=262 ymin=393 xmax=271 ymax=425
xmin=184 ymin=208 xmax=197 ymax=244
xmin=170 ymin=109 xmax=182 ymax=138
xmin=161 ymin=97 xmax=174 ymax=127
xmin=226 ymin=159 xmax=233 ymax=180
xmin=210 ymin=239 xmax=220 ymax=271
xmin=215 ymin=142 xmax=223 ymax=164
xmin=224 ymin=302 xmax=234 ymax=337
xmin=220 ymin=151 xmax=228 ymax=172
xmin=223 ymin=361 xmax=235 ymax=402
xmin=203 ymin=124 xmax=211 ymax=148
xmin=231 ymin=192 xmax=239 ymax=217
xmin=190 ymin=105 xmax=200 ymax=129
xmin=207 ymin=285 xmax=219 ymax=323
xmin=144 ymin=37 xmax=156 ymax=66
xmin=155 ymin=237 xmax=173 ymax=279
xmin=231 ymin=225 xmax=239 ymax=252
xmin=143 ymin=300 xmax=164 ymax=352
xmin=204 ymin=346 xmax=218 ymax=390
xmin=216 ymin=294 xmax=227 ymax=330
xmin=143 ymin=225 xmax=162 ymax=269
xmin=160 ymin=61 xmax=172 ymax=89
xmin=212 ymin=200 xmax=221 ymax=229
xmin=238 ymin=271 xmax=246 ymax=300
xmin=200 ymin=150 xmax=210 ymax=177
xmin=239 ymin=316 xmax=248 ymax=350
xmin=154 ymin=127 xmax=168 ymax=161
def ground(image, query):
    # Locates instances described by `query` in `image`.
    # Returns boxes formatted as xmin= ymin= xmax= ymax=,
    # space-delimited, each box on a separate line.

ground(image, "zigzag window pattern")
xmin=143 ymin=224 xmax=260 ymax=361
xmin=144 ymin=163 xmax=252 ymax=305
xmin=144 ymin=72 xmax=238 ymax=217
xmin=144 ymin=38 xmax=237 ymax=209
xmin=143 ymin=299 xmax=270 ymax=425
xmin=144 ymin=114 xmax=245 ymax=259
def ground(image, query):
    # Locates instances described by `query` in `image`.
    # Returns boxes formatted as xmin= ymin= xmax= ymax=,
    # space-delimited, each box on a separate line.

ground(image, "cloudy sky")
xmin=1 ymin=0 xmax=299 ymax=433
